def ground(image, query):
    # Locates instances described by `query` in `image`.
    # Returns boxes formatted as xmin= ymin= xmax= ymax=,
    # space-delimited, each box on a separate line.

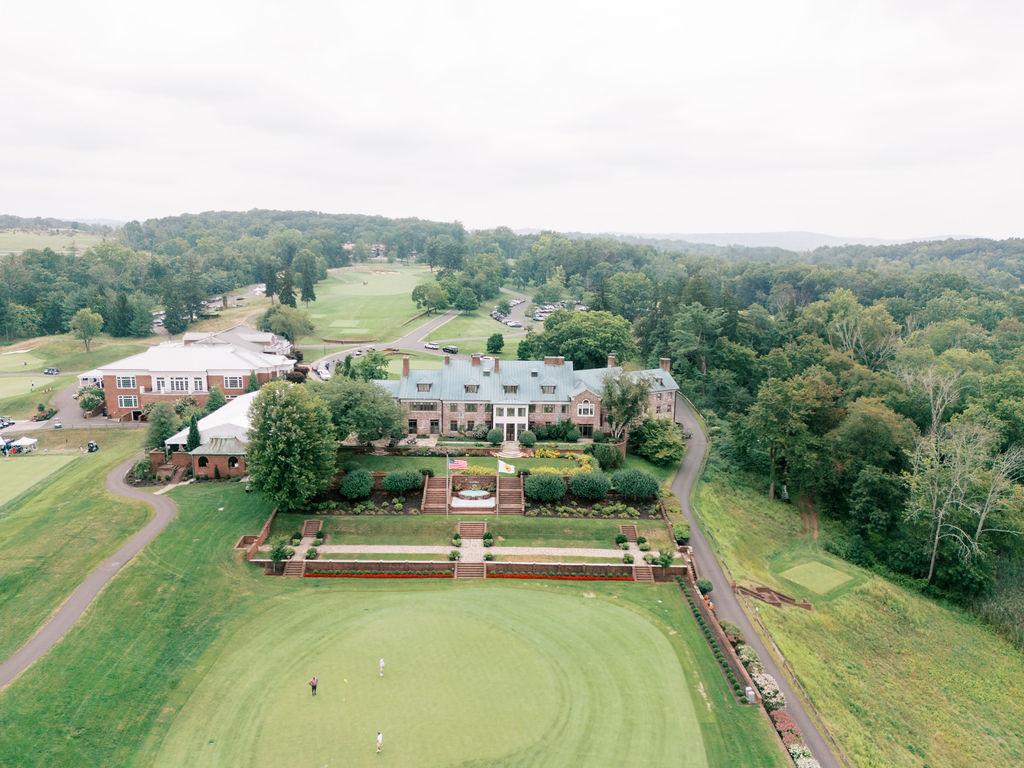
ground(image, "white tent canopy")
xmin=12 ymin=437 xmax=37 ymax=447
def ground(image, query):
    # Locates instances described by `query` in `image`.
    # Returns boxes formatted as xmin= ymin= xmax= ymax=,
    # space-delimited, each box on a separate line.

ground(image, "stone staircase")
xmin=457 ymin=521 xmax=487 ymax=539
xmin=421 ymin=476 xmax=449 ymax=514
xmin=497 ymin=477 xmax=524 ymax=514
xmin=283 ymin=560 xmax=306 ymax=577
xmin=633 ymin=564 xmax=654 ymax=583
xmin=302 ymin=519 xmax=323 ymax=537
xmin=454 ymin=562 xmax=486 ymax=578
xmin=619 ymin=524 xmax=638 ymax=543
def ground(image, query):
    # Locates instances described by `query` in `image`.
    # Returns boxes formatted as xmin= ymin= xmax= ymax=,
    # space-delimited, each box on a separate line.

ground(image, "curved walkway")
xmin=0 ymin=453 xmax=179 ymax=690
xmin=672 ymin=397 xmax=842 ymax=768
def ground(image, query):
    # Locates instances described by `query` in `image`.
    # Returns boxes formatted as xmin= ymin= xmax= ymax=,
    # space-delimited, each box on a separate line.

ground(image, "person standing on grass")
xmin=309 ymin=676 xmax=318 ymax=696
xmin=377 ymin=731 xmax=383 ymax=753
xmin=379 ymin=658 xmax=385 ymax=677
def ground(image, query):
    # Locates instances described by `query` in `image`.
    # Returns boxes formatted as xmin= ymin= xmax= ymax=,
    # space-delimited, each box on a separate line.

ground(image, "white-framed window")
xmin=577 ymin=399 xmax=594 ymax=417
xmin=115 ymin=376 xmax=136 ymax=389
xmin=170 ymin=377 xmax=188 ymax=392
xmin=465 ymin=403 xmax=477 ymax=413
xmin=495 ymin=407 xmax=504 ymax=417
xmin=117 ymin=395 xmax=138 ymax=408
xmin=543 ymin=405 xmax=555 ymax=414
xmin=657 ymin=393 xmax=662 ymax=400
xmin=224 ymin=376 xmax=243 ymax=389
xmin=503 ymin=385 xmax=518 ymax=394
xmin=518 ymin=407 xmax=526 ymax=417
xmin=155 ymin=377 xmax=165 ymax=391
xmin=464 ymin=384 xmax=479 ymax=393
xmin=193 ymin=377 xmax=204 ymax=391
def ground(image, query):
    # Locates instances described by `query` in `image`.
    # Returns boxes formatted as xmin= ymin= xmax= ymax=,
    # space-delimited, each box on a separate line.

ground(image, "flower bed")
xmin=487 ymin=573 xmax=633 ymax=581
xmin=306 ymin=572 xmax=452 ymax=578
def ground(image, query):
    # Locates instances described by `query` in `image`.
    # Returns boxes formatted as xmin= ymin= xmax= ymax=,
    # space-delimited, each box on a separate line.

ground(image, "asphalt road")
xmin=672 ymin=395 xmax=842 ymax=768
xmin=0 ymin=453 xmax=179 ymax=690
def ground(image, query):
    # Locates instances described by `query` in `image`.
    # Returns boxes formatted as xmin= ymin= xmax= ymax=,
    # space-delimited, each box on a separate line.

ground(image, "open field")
xmin=424 ymin=310 xmax=508 ymax=341
xmin=0 ymin=429 xmax=148 ymax=661
xmin=451 ymin=336 xmax=524 ymax=358
xmin=0 ymin=334 xmax=151 ymax=373
xmin=0 ymin=482 xmax=785 ymax=767
xmin=301 ymin=266 xmax=433 ymax=345
xmin=270 ymin=513 xmax=672 ymax=551
xmin=695 ymin=458 xmax=1024 ymax=768
xmin=383 ymin=350 xmax=444 ymax=376
xmin=0 ymin=454 xmax=77 ymax=508
xmin=0 ymin=230 xmax=105 ymax=253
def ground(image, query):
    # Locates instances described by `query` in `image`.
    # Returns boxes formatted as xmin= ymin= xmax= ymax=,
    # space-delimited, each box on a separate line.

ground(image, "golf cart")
xmin=87 ymin=441 xmax=99 ymax=453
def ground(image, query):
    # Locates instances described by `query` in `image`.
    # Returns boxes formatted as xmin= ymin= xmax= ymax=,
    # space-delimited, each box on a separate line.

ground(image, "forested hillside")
xmin=1 ymin=210 xmax=1022 ymax=647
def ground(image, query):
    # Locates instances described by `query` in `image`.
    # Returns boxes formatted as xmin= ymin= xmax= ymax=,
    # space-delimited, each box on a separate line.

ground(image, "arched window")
xmin=577 ymin=399 xmax=594 ymax=417
xmin=228 ymin=456 xmax=239 ymax=469
xmin=197 ymin=456 xmax=209 ymax=468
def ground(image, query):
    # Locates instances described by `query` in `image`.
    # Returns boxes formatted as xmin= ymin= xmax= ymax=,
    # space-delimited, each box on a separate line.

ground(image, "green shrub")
xmin=382 ymin=470 xmax=422 ymax=493
xmin=696 ymin=577 xmax=714 ymax=595
xmin=305 ymin=547 xmax=318 ymax=559
xmin=420 ymin=467 xmax=435 ymax=477
xmin=472 ymin=423 xmax=490 ymax=440
xmin=590 ymin=443 xmax=624 ymax=471
xmin=673 ymin=523 xmax=690 ymax=545
xmin=620 ymin=542 xmax=630 ymax=550
xmin=638 ymin=541 xmax=650 ymax=551
xmin=615 ymin=533 xmax=628 ymax=545
xmin=636 ymin=536 xmax=647 ymax=545
xmin=518 ymin=430 xmax=536 ymax=447
xmin=565 ymin=427 xmax=581 ymax=443
xmin=593 ymin=430 xmax=606 ymax=443
xmin=486 ymin=428 xmax=504 ymax=445
xmin=517 ymin=468 xmax=531 ymax=477
xmin=449 ymin=550 xmax=461 ymax=561
xmin=484 ymin=552 xmax=494 ymax=561
xmin=523 ymin=473 xmax=567 ymax=502
xmin=130 ymin=459 xmax=154 ymax=480
xmin=269 ymin=537 xmax=290 ymax=564
xmin=611 ymin=468 xmax=659 ymax=499
xmin=628 ymin=417 xmax=686 ymax=466
xmin=340 ymin=468 xmax=374 ymax=499
xmin=569 ymin=470 xmax=610 ymax=500
xmin=482 ymin=530 xmax=493 ymax=539
xmin=623 ymin=553 xmax=634 ymax=564
xmin=341 ymin=459 xmax=363 ymax=473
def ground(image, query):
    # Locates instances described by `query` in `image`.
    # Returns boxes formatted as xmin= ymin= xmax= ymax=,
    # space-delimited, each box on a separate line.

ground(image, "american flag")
xmin=448 ymin=458 xmax=468 ymax=470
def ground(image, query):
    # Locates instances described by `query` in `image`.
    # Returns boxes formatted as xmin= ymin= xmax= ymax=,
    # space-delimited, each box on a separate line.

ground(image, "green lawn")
xmin=0 ymin=481 xmax=785 ymax=767
xmin=0 ymin=334 xmax=152 ymax=374
xmin=0 ymin=230 xmax=104 ymax=253
xmin=300 ymin=265 xmax=434 ymax=345
xmin=496 ymin=554 xmax=625 ymax=563
xmin=623 ymin=453 xmax=680 ymax=484
xmin=695 ymin=458 xmax=1024 ymax=768
xmin=340 ymin=453 xmax=580 ymax=475
xmin=319 ymin=552 xmax=448 ymax=561
xmin=0 ymin=351 xmax=44 ymax=373
xmin=0 ymin=374 xmax=75 ymax=420
xmin=0 ymin=454 xmax=77 ymax=508
xmin=448 ymin=337 xmax=523 ymax=358
xmin=425 ymin=310 xmax=509 ymax=341
xmin=0 ymin=429 xmax=149 ymax=661
xmin=271 ymin=514 xmax=670 ymax=551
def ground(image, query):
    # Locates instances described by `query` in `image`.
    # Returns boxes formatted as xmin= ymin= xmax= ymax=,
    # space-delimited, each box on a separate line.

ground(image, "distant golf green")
xmin=0 ymin=454 xmax=77 ymax=508
xmin=152 ymin=585 xmax=706 ymax=767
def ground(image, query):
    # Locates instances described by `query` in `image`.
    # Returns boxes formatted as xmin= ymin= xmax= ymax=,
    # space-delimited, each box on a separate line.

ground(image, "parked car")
xmin=44 ymin=367 xmax=60 ymax=375
xmin=424 ymin=342 xmax=439 ymax=350
xmin=505 ymin=320 xmax=522 ymax=328
xmin=442 ymin=345 xmax=459 ymax=354
xmin=0 ymin=416 xmax=13 ymax=428
xmin=53 ymin=418 xmax=62 ymax=429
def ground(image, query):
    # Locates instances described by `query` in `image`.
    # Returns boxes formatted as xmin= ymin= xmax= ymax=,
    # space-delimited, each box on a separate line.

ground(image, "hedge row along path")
xmin=671 ymin=395 xmax=842 ymax=768
xmin=0 ymin=453 xmax=179 ymax=689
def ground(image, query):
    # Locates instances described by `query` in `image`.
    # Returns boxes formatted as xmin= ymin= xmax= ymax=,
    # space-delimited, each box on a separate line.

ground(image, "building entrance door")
xmin=505 ymin=423 xmax=516 ymax=441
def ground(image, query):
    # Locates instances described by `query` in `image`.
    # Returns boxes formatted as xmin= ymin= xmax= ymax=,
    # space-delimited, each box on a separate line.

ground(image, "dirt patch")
xmin=798 ymin=495 xmax=819 ymax=539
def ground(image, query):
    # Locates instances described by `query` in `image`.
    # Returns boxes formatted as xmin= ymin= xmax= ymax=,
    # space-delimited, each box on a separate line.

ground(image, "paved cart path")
xmin=0 ymin=453 xmax=179 ymax=690
xmin=672 ymin=395 xmax=842 ymax=768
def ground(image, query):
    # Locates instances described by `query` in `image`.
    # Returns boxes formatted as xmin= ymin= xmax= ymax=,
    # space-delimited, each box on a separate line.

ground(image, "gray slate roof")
xmin=375 ymin=358 xmax=678 ymax=403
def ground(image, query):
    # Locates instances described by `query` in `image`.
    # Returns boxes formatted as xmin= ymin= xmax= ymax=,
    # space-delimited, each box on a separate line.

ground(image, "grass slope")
xmin=0 ymin=483 xmax=784 ymax=768
xmin=0 ymin=430 xmax=149 ymax=661
xmin=425 ymin=310 xmax=508 ymax=341
xmin=696 ymin=460 xmax=1024 ymax=768
xmin=0 ymin=454 xmax=77 ymax=508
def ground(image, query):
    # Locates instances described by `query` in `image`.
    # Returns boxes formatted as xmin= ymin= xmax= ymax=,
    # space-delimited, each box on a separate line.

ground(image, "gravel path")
xmin=0 ymin=453 xmax=179 ymax=690
xmin=672 ymin=395 xmax=842 ymax=768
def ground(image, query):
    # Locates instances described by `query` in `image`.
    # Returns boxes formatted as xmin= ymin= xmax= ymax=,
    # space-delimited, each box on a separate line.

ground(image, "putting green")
xmin=779 ymin=561 xmax=852 ymax=595
xmin=0 ymin=352 xmax=43 ymax=373
xmin=0 ymin=454 xmax=77 ymax=508
xmin=153 ymin=585 xmax=707 ymax=767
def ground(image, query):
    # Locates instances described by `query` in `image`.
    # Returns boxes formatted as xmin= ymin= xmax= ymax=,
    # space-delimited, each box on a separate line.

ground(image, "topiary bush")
xmin=340 ymin=468 xmax=374 ymax=499
xmin=382 ymin=470 xmax=422 ymax=493
xmin=518 ymin=430 xmax=536 ymax=447
xmin=590 ymin=443 xmax=624 ymax=471
xmin=524 ymin=473 xmax=567 ymax=502
xmin=569 ymin=470 xmax=610 ymax=500
xmin=611 ymin=468 xmax=659 ymax=499
xmin=615 ymin=533 xmax=628 ymax=545
xmin=486 ymin=428 xmax=504 ymax=445
xmin=696 ymin=577 xmax=714 ymax=595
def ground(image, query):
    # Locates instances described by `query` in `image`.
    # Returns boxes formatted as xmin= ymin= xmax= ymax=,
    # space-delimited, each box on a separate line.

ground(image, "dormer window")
xmin=531 ymin=368 xmax=538 ymax=377
xmin=541 ymin=385 xmax=556 ymax=395
xmin=464 ymin=384 xmax=479 ymax=393
xmin=503 ymin=385 xmax=518 ymax=395
xmin=417 ymin=383 xmax=431 ymax=392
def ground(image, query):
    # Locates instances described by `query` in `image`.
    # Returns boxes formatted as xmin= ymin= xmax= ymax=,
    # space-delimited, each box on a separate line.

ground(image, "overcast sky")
xmin=2 ymin=1 xmax=1022 ymax=240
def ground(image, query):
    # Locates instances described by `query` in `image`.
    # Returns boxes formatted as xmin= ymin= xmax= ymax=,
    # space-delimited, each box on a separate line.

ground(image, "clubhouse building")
xmin=376 ymin=354 xmax=679 ymax=440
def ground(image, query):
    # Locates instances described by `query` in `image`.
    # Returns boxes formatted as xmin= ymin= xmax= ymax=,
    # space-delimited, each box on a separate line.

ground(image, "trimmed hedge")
xmin=569 ymin=470 xmax=611 ymax=500
xmin=611 ymin=468 xmax=659 ymax=499
xmin=523 ymin=473 xmax=567 ymax=502
xmin=340 ymin=468 xmax=374 ymax=499
xmin=486 ymin=428 xmax=504 ymax=445
xmin=382 ymin=470 xmax=423 ymax=493
xmin=518 ymin=429 xmax=536 ymax=447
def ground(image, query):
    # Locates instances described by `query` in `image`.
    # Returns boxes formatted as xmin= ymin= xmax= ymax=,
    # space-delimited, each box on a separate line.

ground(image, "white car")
xmin=424 ymin=342 xmax=439 ymax=350
xmin=506 ymin=320 xmax=522 ymax=328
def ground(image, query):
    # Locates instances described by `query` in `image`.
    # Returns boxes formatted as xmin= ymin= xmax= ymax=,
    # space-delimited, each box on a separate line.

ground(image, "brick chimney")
xmin=544 ymin=356 xmax=565 ymax=366
xmin=659 ymin=357 xmax=671 ymax=372
xmin=471 ymin=354 xmax=481 ymax=366
xmin=607 ymin=353 xmax=617 ymax=368
xmin=402 ymin=356 xmax=410 ymax=377
xmin=493 ymin=357 xmax=499 ymax=372
xmin=444 ymin=355 xmax=450 ymax=365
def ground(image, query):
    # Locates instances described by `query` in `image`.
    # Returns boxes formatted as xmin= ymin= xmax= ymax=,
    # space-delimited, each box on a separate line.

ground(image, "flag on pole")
xmin=448 ymin=458 xmax=468 ymax=470
xmin=498 ymin=459 xmax=516 ymax=474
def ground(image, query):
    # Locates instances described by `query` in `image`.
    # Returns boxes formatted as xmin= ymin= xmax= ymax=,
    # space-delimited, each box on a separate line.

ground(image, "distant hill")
xmin=633 ymin=231 xmax=896 ymax=251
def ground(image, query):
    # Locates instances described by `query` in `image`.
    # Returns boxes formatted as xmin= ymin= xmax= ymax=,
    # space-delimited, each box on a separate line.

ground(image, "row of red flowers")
xmin=487 ymin=574 xmax=633 ymax=581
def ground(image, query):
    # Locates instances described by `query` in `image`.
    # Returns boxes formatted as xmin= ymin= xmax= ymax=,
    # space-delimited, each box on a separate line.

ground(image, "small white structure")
xmin=11 ymin=436 xmax=38 ymax=453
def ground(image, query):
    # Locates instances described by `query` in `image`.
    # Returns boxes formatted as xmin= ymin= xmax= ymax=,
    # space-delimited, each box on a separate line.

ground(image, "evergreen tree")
xmin=204 ymin=385 xmax=227 ymax=413
xmin=185 ymin=415 xmax=201 ymax=451
xmin=278 ymin=269 xmax=296 ymax=307
xmin=245 ymin=370 xmax=260 ymax=392
xmin=145 ymin=402 xmax=181 ymax=450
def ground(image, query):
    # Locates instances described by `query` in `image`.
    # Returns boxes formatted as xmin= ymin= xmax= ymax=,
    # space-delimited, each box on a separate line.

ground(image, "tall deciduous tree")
xmin=601 ymin=370 xmax=653 ymax=442
xmin=316 ymin=377 xmax=405 ymax=444
xmin=246 ymin=381 xmax=336 ymax=510
xmin=259 ymin=304 xmax=314 ymax=344
xmin=145 ymin=402 xmax=180 ymax=450
xmin=70 ymin=307 xmax=104 ymax=352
